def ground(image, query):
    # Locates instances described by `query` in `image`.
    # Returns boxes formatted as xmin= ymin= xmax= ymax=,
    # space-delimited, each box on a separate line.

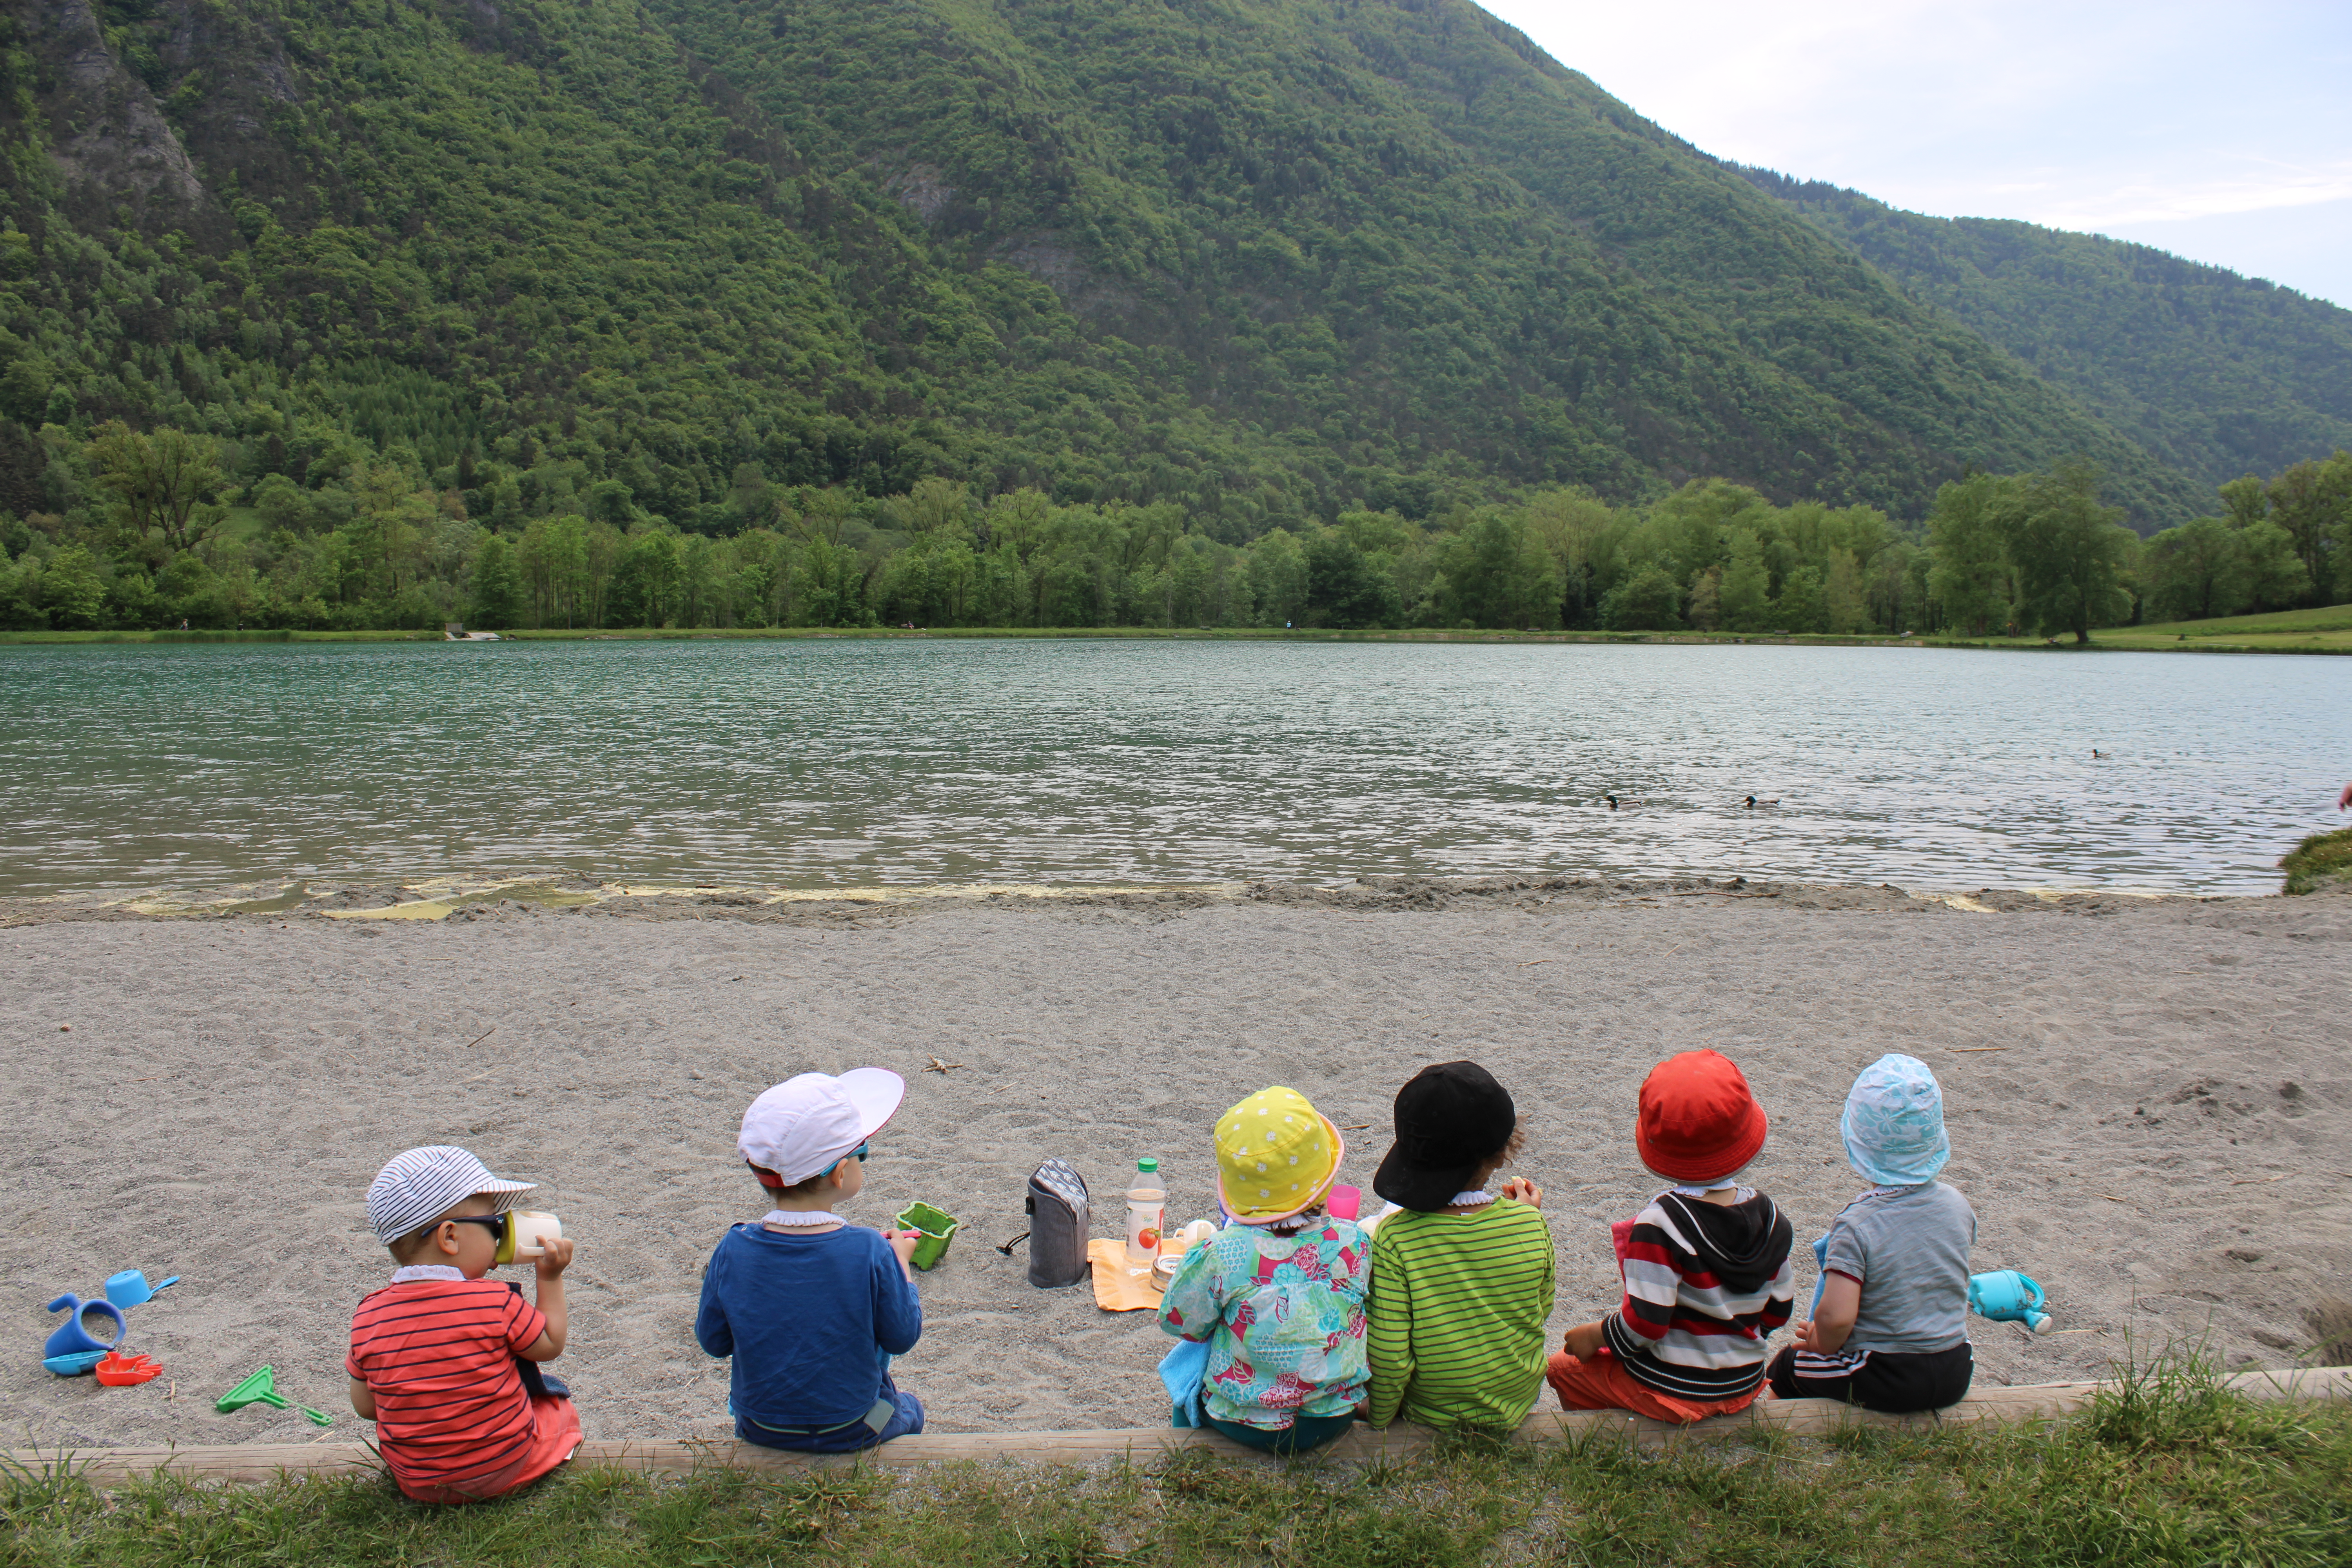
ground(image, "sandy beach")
xmin=4 ymin=874 xmax=2347 ymax=1452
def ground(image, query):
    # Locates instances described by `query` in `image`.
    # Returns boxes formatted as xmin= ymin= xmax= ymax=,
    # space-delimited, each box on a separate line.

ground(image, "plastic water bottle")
xmin=1125 ymin=1157 xmax=1165 ymax=1270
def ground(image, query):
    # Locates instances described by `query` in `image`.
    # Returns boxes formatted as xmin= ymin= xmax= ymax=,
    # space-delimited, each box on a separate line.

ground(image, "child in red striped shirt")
xmin=348 ymin=1146 xmax=583 ymax=1504
xmin=1549 ymin=1051 xmax=1795 ymax=1423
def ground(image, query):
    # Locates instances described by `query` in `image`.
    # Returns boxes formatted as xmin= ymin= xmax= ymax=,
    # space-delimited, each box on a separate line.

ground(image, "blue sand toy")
xmin=1968 ymin=1269 xmax=2052 ymax=1333
xmin=103 ymin=1270 xmax=180 ymax=1309
xmin=43 ymin=1293 xmax=128 ymax=1375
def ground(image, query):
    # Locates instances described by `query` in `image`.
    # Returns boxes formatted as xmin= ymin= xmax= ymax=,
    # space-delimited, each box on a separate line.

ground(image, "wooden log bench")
xmin=16 ymin=1366 xmax=2346 ymax=1488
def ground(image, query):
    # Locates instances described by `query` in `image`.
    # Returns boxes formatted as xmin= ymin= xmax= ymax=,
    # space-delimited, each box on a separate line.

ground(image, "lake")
xmin=0 ymin=638 xmax=2341 ymax=898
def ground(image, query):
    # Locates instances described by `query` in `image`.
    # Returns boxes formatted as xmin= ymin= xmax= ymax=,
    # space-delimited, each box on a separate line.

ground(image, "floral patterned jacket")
xmin=1156 ymin=1217 xmax=1370 ymax=1429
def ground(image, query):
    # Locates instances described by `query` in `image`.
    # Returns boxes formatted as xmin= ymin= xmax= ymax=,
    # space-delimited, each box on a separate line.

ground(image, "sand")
xmin=4 ymin=874 xmax=2348 ymax=1452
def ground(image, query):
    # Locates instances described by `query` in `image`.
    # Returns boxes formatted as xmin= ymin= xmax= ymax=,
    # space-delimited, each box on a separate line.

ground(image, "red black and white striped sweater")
xmin=1601 ymin=1190 xmax=1795 ymax=1399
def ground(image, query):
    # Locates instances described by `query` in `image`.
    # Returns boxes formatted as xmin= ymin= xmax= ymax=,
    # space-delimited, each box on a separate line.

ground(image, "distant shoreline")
xmin=2 ymin=625 xmax=2346 ymax=653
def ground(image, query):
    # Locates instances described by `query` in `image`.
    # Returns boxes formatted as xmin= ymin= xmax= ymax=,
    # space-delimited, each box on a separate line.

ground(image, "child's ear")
xmin=433 ymin=1221 xmax=461 ymax=1256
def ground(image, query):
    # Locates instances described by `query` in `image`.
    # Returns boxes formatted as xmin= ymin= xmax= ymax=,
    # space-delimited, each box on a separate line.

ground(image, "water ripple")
xmin=0 ymin=638 xmax=2341 ymax=897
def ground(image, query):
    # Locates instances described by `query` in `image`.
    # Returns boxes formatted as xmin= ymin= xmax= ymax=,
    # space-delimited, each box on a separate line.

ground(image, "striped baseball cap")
xmin=366 ymin=1145 xmax=536 ymax=1246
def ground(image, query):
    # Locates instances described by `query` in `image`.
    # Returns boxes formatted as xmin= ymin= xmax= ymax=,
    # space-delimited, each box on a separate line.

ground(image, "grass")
xmin=2280 ymin=827 xmax=2352 ymax=895
xmin=5 ymin=1354 xmax=2346 ymax=1567
xmin=2127 ymin=604 xmax=2352 ymax=638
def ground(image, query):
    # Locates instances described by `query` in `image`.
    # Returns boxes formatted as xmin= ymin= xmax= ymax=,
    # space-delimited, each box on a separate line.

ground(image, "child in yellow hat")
xmin=1156 ymin=1087 xmax=1368 ymax=1455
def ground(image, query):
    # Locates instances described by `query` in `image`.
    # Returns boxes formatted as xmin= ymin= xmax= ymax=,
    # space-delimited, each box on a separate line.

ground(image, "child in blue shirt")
xmin=695 ymin=1069 xmax=926 ymax=1452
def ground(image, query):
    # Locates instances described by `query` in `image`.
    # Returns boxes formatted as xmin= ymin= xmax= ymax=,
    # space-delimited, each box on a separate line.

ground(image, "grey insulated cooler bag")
xmin=1026 ymin=1158 xmax=1089 ymax=1288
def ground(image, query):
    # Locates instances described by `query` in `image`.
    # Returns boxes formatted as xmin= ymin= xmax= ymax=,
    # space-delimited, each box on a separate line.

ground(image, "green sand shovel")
xmin=216 ymin=1365 xmax=333 ymax=1426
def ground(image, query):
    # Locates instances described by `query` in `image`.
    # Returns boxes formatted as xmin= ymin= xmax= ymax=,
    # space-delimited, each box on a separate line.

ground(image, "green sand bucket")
xmin=895 ymin=1201 xmax=959 ymax=1271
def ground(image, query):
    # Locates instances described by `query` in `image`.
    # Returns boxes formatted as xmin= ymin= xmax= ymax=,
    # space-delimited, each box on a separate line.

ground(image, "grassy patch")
xmin=2129 ymin=604 xmax=2352 ymax=638
xmin=2280 ymin=827 xmax=2352 ymax=895
xmin=6 ymin=1357 xmax=2346 ymax=1567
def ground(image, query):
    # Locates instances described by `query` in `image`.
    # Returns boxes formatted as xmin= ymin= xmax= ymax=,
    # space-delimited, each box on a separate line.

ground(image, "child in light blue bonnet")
xmin=1768 ymin=1054 xmax=1976 ymax=1414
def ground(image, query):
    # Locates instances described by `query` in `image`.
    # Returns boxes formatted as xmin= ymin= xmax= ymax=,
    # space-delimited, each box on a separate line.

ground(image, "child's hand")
xmin=534 ymin=1236 xmax=574 ymax=1280
xmin=1498 ymin=1176 xmax=1544 ymax=1209
xmin=884 ymin=1229 xmax=920 ymax=1269
xmin=1793 ymin=1319 xmax=1817 ymax=1352
xmin=1561 ymin=1321 xmax=1606 ymax=1359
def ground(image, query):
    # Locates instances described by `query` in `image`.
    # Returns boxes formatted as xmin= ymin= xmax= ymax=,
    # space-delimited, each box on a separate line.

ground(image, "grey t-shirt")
xmin=1821 ymin=1181 xmax=1975 ymax=1355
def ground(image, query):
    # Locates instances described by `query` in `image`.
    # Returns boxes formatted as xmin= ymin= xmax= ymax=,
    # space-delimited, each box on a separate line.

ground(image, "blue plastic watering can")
xmin=1968 ymin=1269 xmax=2052 ymax=1333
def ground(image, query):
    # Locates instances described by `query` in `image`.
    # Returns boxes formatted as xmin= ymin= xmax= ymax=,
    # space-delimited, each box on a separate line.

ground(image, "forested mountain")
xmin=1732 ymin=168 xmax=2352 ymax=495
xmin=0 ymin=0 xmax=2220 ymax=541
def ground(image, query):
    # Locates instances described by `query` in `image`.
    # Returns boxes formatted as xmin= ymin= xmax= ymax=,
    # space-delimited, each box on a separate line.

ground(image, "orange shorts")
xmin=1546 ymin=1349 xmax=1759 ymax=1425
xmin=395 ymin=1395 xmax=583 ymax=1505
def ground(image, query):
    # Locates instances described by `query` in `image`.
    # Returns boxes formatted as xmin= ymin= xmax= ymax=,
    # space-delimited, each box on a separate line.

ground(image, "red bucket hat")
xmin=1634 ymin=1050 xmax=1768 ymax=1183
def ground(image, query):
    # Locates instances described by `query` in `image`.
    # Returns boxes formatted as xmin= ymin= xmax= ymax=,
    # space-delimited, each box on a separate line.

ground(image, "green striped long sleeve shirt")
xmin=1366 ymin=1200 xmax=1555 ymax=1430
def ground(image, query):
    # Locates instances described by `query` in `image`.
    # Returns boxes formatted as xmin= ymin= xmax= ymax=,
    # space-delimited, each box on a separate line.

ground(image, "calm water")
xmin=0 ymin=639 xmax=2342 ymax=898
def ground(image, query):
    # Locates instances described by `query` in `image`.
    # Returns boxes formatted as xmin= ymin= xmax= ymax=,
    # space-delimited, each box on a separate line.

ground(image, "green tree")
xmin=1717 ymin=530 xmax=1772 ymax=631
xmin=1772 ymin=565 xmax=1827 ymax=633
xmin=2141 ymin=517 xmax=2249 ymax=622
xmin=2008 ymin=461 xmax=2136 ymax=642
xmin=1598 ymin=561 xmax=1682 ymax=630
xmin=2264 ymin=454 xmax=2349 ymax=605
xmin=1927 ymin=472 xmax=2016 ymax=635
xmin=2239 ymin=519 xmax=2309 ymax=609
xmin=40 ymin=544 xmax=108 ymax=629
xmin=0 ymin=354 xmax=54 ymax=423
xmin=1245 ymin=528 xmax=1309 ymax=627
xmin=607 ymin=531 xmax=684 ymax=626
xmin=1824 ymin=549 xmax=1868 ymax=633
xmin=793 ymin=536 xmax=876 ymax=626
xmin=84 ymin=423 xmax=229 ymax=556
xmin=470 ymin=533 xmax=523 ymax=629
xmin=1433 ymin=512 xmax=1559 ymax=629
xmin=1303 ymin=530 xmax=1400 ymax=628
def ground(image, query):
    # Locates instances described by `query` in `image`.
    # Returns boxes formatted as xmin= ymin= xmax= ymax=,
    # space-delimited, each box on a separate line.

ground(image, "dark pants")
xmin=1204 ymin=1412 xmax=1357 ymax=1455
xmin=734 ymin=1376 xmax=925 ymax=1453
xmin=1766 ymin=1343 xmax=1973 ymax=1414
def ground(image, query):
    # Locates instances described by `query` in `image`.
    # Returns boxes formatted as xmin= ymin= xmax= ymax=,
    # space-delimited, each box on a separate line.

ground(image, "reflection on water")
xmin=0 ymin=638 xmax=2341 ymax=897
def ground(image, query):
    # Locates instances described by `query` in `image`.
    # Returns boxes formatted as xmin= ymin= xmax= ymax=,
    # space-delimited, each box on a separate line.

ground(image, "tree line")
xmin=2 ymin=421 xmax=2343 ymax=638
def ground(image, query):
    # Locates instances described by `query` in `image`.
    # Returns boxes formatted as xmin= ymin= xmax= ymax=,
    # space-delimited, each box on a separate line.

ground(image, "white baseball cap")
xmin=367 ymin=1145 xmax=536 ymax=1245
xmin=738 ymin=1069 xmax=906 ymax=1187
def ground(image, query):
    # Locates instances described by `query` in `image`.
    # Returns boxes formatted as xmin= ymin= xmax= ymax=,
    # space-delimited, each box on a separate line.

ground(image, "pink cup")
xmin=1326 ymin=1184 xmax=1361 ymax=1220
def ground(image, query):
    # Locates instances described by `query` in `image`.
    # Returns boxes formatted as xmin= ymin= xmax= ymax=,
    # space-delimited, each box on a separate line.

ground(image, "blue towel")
xmin=1808 ymin=1232 xmax=1829 ymax=1318
xmin=1160 ymin=1338 xmax=1210 ymax=1428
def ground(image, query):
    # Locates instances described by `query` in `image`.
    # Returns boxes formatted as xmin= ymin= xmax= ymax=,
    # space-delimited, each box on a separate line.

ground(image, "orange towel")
xmin=1087 ymin=1239 xmax=1164 ymax=1313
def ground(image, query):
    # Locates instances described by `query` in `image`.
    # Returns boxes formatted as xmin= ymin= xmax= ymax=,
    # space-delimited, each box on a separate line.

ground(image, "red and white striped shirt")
xmin=347 ymin=1278 xmax=546 ymax=1492
xmin=1601 ymin=1190 xmax=1794 ymax=1399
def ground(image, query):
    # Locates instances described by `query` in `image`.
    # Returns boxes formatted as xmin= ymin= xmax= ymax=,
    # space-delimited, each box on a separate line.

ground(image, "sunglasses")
xmin=440 ymin=1212 xmax=531 ymax=1265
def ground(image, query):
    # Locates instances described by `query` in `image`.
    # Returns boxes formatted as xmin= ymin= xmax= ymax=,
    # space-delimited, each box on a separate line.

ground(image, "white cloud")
xmin=1479 ymin=0 xmax=2352 ymax=305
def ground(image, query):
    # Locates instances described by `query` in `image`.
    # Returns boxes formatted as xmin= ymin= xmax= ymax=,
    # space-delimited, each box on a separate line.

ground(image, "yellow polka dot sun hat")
xmin=1214 ymin=1086 xmax=1347 ymax=1224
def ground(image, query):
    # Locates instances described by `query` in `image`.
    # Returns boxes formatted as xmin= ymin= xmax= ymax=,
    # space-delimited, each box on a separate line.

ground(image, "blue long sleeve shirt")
xmin=694 ymin=1223 xmax=923 ymax=1430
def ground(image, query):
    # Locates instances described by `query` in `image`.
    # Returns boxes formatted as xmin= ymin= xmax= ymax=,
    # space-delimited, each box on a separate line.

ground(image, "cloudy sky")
xmin=1481 ymin=0 xmax=2351 ymax=307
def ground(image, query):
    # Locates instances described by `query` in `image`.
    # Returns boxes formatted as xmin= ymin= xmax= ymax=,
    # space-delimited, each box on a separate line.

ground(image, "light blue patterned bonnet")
xmin=1840 ymin=1053 xmax=1949 ymax=1186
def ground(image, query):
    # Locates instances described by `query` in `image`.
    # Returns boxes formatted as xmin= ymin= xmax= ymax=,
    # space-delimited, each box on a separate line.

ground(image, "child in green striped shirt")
xmin=1364 ymin=1062 xmax=1554 ymax=1430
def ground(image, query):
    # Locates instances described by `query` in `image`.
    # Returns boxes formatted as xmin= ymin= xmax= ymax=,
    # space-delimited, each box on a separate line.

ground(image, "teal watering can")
xmin=1968 ymin=1269 xmax=2052 ymax=1333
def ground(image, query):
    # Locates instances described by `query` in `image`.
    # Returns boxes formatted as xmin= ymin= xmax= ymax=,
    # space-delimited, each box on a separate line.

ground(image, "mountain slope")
xmin=1732 ymin=168 xmax=2352 ymax=493
xmin=0 ymin=0 xmax=2229 ymax=531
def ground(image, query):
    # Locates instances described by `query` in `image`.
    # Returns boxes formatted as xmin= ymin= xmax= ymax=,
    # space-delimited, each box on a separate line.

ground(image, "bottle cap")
xmin=1138 ymin=1157 xmax=1159 ymax=1173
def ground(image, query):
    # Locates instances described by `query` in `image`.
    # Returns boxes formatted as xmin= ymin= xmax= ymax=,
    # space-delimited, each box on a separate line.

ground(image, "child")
xmin=1364 ymin=1061 xmax=1554 ymax=1430
xmin=695 ymin=1068 xmax=926 ymax=1452
xmin=348 ymin=1145 xmax=581 ymax=1504
xmin=1158 ymin=1087 xmax=1369 ymax=1455
xmin=1551 ymin=1050 xmax=1794 ymax=1422
xmin=1767 ymin=1054 xmax=1975 ymax=1412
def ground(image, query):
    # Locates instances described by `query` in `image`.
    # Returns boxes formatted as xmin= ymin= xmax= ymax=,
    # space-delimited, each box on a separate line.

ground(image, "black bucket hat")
xmin=1372 ymin=1061 xmax=1517 ymax=1213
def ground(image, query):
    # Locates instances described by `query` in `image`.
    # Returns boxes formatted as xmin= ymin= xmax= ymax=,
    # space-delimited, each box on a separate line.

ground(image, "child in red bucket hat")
xmin=1549 ymin=1051 xmax=1795 ymax=1422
